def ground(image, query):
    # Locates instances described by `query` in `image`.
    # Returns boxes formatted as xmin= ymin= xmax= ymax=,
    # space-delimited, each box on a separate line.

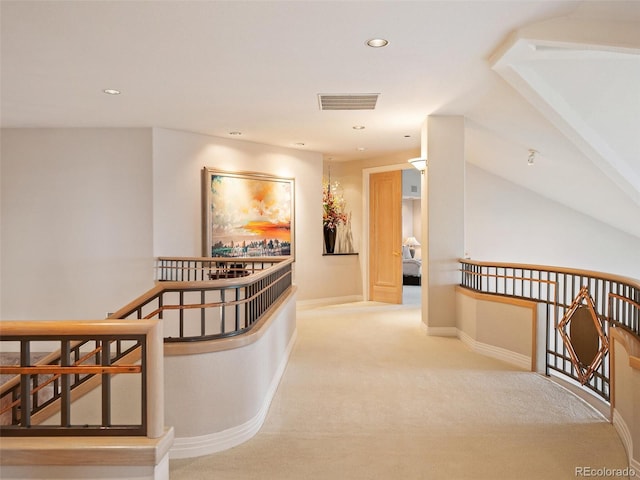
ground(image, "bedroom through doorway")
xmin=402 ymin=169 xmax=422 ymax=306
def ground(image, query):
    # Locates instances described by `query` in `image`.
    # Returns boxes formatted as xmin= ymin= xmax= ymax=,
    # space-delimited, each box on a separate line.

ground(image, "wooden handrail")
xmin=0 ymin=257 xmax=291 ymax=437
xmin=154 ymin=256 xmax=290 ymax=282
xmin=141 ymin=270 xmax=292 ymax=320
xmin=111 ymin=257 xmax=294 ymax=320
xmin=0 ymin=366 xmax=141 ymax=375
xmin=0 ymin=319 xmax=159 ymax=335
xmin=459 ymin=258 xmax=640 ymax=289
xmin=155 ymin=255 xmax=289 ymax=262
xmin=0 ymin=319 xmax=164 ymax=438
xmin=611 ymin=326 xmax=640 ymax=370
xmin=0 ymin=346 xmax=82 ymax=395
xmin=610 ymin=292 xmax=640 ymax=311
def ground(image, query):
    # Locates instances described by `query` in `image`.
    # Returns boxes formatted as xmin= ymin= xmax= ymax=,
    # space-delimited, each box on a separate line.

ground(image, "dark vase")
xmin=323 ymin=226 xmax=337 ymax=254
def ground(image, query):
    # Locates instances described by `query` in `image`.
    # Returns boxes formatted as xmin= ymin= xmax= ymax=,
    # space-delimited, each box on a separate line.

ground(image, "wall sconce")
xmin=408 ymin=157 xmax=427 ymax=172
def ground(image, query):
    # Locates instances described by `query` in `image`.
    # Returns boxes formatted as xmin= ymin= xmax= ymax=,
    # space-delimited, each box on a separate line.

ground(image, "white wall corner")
xmin=420 ymin=322 xmax=458 ymax=337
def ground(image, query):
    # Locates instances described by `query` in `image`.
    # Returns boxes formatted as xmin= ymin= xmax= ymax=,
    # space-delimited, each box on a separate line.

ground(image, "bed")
xmin=402 ymin=246 xmax=421 ymax=285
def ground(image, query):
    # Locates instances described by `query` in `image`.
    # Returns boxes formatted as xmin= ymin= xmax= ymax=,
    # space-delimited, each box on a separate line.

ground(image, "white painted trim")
xmin=458 ymin=329 xmax=530 ymax=370
xmin=169 ymin=329 xmax=297 ymax=459
xmin=0 ymin=428 xmax=174 ymax=479
xmin=296 ymin=295 xmax=363 ymax=309
xmin=457 ymin=329 xmax=474 ymax=348
xmin=613 ymin=409 xmax=640 ymax=472
xmin=423 ymin=322 xmax=531 ymax=370
xmin=424 ymin=325 xmax=458 ymax=337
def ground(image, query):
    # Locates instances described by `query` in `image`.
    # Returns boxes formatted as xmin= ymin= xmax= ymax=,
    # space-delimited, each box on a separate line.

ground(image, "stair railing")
xmin=459 ymin=259 xmax=640 ymax=402
xmin=0 ymin=319 xmax=163 ymax=437
xmin=0 ymin=256 xmax=292 ymax=435
xmin=129 ymin=256 xmax=293 ymax=342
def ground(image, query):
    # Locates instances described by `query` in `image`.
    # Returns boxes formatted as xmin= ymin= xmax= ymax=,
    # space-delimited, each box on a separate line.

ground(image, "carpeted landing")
xmin=169 ymin=302 xmax=629 ymax=480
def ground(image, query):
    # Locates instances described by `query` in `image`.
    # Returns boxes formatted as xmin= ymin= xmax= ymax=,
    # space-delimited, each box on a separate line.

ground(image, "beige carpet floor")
xmin=169 ymin=301 xmax=630 ymax=480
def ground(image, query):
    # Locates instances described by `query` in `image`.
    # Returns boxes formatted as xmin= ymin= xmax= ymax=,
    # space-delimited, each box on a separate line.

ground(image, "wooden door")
xmin=369 ymin=170 xmax=403 ymax=304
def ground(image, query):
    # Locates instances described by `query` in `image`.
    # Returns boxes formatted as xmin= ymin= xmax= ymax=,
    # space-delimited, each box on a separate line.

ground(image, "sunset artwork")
xmin=203 ymin=169 xmax=294 ymax=257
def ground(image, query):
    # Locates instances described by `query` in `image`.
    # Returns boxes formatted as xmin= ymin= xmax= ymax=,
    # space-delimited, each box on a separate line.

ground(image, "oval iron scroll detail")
xmin=557 ymin=286 xmax=609 ymax=385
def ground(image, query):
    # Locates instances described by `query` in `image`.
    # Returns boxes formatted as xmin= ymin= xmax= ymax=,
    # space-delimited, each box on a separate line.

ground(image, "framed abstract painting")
xmin=202 ymin=168 xmax=294 ymax=258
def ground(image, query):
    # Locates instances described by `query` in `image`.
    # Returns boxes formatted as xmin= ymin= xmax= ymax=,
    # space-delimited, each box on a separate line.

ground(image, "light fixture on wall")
xmin=408 ymin=157 xmax=427 ymax=172
xmin=404 ymin=236 xmax=421 ymax=258
xmin=527 ymin=149 xmax=537 ymax=166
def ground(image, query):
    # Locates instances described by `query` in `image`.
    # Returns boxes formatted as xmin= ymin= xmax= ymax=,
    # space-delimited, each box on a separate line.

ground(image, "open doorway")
xmin=401 ymin=169 xmax=422 ymax=306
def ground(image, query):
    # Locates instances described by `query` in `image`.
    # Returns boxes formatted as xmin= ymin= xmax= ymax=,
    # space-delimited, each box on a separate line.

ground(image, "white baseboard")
xmin=296 ymin=295 xmax=364 ymax=309
xmin=421 ymin=324 xmax=531 ymax=370
xmin=169 ymin=329 xmax=297 ymax=459
xmin=422 ymin=324 xmax=458 ymax=337
xmin=613 ymin=409 xmax=640 ymax=472
xmin=458 ymin=329 xmax=531 ymax=371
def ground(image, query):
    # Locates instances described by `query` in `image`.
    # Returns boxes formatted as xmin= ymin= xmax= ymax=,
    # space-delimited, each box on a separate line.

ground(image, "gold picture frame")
xmin=202 ymin=168 xmax=294 ymax=258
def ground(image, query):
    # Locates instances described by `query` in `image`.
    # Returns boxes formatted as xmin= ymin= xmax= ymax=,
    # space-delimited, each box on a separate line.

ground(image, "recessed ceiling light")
xmin=229 ymin=131 xmax=242 ymax=136
xmin=294 ymin=142 xmax=305 ymax=147
xmin=353 ymin=125 xmax=365 ymax=130
xmin=357 ymin=147 xmax=366 ymax=151
xmin=366 ymin=38 xmax=389 ymax=48
xmin=103 ymin=89 xmax=121 ymax=95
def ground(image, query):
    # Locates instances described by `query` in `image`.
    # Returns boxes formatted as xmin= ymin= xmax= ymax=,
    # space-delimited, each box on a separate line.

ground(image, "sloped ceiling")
xmin=481 ymin=11 xmax=640 ymax=238
xmin=491 ymin=15 xmax=640 ymax=204
xmin=1 ymin=1 xmax=639 ymax=237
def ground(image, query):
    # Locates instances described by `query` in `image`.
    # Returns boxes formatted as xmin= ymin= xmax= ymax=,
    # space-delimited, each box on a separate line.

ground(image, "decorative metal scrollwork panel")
xmin=558 ymin=286 xmax=609 ymax=385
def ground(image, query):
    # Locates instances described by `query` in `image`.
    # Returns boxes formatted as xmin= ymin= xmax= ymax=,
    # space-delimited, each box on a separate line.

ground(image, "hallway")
xmin=170 ymin=301 xmax=629 ymax=480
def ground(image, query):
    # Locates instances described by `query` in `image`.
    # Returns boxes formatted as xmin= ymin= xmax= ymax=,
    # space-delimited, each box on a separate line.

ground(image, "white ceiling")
xmin=2 ymin=1 xmax=639 ymax=237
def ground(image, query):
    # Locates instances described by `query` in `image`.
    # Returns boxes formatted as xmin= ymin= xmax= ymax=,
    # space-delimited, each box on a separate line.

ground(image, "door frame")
xmin=361 ymin=163 xmax=416 ymax=302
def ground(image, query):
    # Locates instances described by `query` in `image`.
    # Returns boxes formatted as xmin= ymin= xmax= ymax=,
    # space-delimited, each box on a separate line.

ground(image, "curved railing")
xmin=142 ymin=256 xmax=293 ymax=342
xmin=154 ymin=256 xmax=288 ymax=282
xmin=0 ymin=257 xmax=293 ymax=435
xmin=459 ymin=259 xmax=640 ymax=402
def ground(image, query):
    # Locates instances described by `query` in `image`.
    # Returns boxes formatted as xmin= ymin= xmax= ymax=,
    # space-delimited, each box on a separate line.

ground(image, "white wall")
xmin=166 ymin=290 xmax=297 ymax=458
xmin=0 ymin=128 xmax=154 ymax=320
xmin=424 ymin=116 xmax=466 ymax=332
xmin=152 ymin=128 xmax=361 ymax=301
xmin=465 ymin=163 xmax=640 ymax=280
xmin=402 ymin=199 xmax=414 ymax=241
xmin=0 ymin=127 xmax=365 ymax=322
xmin=152 ymin=127 xmax=313 ymax=257
xmin=402 ymin=169 xmax=421 ymax=198
xmin=4 ymin=126 xmax=637 ymax=320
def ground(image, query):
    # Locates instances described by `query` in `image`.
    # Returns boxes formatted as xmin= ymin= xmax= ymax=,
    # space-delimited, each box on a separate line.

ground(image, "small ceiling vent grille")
xmin=318 ymin=94 xmax=379 ymax=110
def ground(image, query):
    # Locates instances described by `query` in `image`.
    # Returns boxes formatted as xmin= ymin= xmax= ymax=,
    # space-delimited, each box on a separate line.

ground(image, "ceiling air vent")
xmin=318 ymin=94 xmax=379 ymax=110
